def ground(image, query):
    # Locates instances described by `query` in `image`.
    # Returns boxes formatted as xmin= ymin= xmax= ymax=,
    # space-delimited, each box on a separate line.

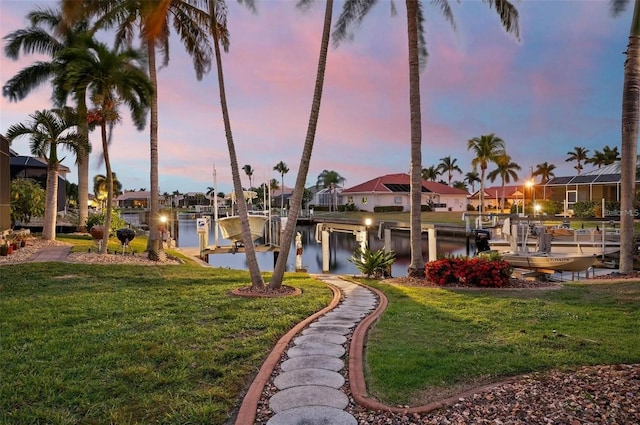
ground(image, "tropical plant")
xmin=64 ymin=39 xmax=152 ymax=254
xmin=421 ymin=165 xmax=441 ymax=181
xmin=273 ymin=161 xmax=289 ymax=210
xmin=586 ymin=145 xmax=621 ymax=168
xmin=487 ymin=154 xmax=520 ymax=211
xmin=242 ymin=164 xmax=254 ymax=189
xmin=464 ymin=170 xmax=480 ymax=193
xmin=9 ymin=178 xmax=45 ymax=228
xmin=349 ymin=244 xmax=396 ymax=278
xmin=85 ymin=209 xmax=127 ymax=233
xmin=315 ymin=169 xmax=346 ymax=212
xmin=532 ymin=161 xmax=556 ymax=184
xmin=468 ymin=133 xmax=507 ymax=214
xmin=566 ymin=146 xmax=589 ymax=175
xmin=452 ymin=180 xmax=467 ymax=191
xmin=268 ymin=0 xmax=335 ymax=290
xmin=3 ymin=7 xmax=97 ymax=233
xmin=5 ymin=108 xmax=90 ymax=240
xmin=438 ymin=155 xmax=462 ymax=186
xmin=93 ymin=173 xmax=123 ymax=209
xmin=62 ymin=0 xmax=213 ymax=260
xmin=612 ymin=0 xmax=640 ymax=273
xmin=205 ymin=0 xmax=265 ymax=289
xmin=334 ymin=0 xmax=519 ymax=278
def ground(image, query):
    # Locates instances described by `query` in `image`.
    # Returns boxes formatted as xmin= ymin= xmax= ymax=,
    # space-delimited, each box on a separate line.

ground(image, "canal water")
xmin=176 ymin=218 xmax=469 ymax=277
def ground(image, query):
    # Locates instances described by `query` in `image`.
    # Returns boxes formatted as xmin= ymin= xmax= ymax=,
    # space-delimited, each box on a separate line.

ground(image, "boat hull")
xmin=500 ymin=252 xmax=597 ymax=272
xmin=217 ymin=215 xmax=268 ymax=243
xmin=487 ymin=239 xmax=620 ymax=256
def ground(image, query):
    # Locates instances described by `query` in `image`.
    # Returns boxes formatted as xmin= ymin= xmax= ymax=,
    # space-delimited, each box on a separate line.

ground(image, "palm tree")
xmin=467 ymin=133 xmax=507 ymax=214
xmin=612 ymin=0 xmax=640 ymax=273
xmin=5 ymin=108 xmax=89 ymax=240
xmin=565 ymin=146 xmax=589 ymax=175
xmin=421 ymin=165 xmax=441 ymax=181
xmin=487 ymin=154 xmax=520 ymax=211
xmin=65 ymin=40 xmax=152 ymax=254
xmin=464 ymin=170 xmax=481 ymax=193
xmin=242 ymin=164 xmax=254 ymax=189
xmin=3 ymin=7 xmax=97 ymax=233
xmin=452 ymin=181 xmax=467 ymax=191
xmin=315 ymin=169 xmax=346 ymax=212
xmin=334 ymin=0 xmax=519 ymax=277
xmin=206 ymin=0 xmax=265 ymax=289
xmin=438 ymin=155 xmax=462 ymax=186
xmin=62 ymin=0 xmax=213 ymax=260
xmin=532 ymin=161 xmax=556 ymax=184
xmin=273 ymin=161 xmax=289 ymax=210
xmin=587 ymin=145 xmax=621 ymax=168
xmin=93 ymin=173 xmax=123 ymax=209
xmin=268 ymin=0 xmax=335 ymax=290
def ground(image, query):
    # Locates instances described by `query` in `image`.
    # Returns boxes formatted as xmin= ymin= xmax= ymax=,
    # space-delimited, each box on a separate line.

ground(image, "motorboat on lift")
xmin=217 ymin=191 xmax=269 ymax=244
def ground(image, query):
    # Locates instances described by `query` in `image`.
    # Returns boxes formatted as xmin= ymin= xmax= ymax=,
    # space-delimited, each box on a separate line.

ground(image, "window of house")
xmin=394 ymin=196 xmax=402 ymax=204
xmin=362 ymin=197 xmax=367 ymax=204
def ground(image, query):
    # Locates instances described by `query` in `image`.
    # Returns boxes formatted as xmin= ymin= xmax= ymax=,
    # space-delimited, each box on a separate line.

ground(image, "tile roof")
xmin=343 ymin=173 xmax=469 ymax=195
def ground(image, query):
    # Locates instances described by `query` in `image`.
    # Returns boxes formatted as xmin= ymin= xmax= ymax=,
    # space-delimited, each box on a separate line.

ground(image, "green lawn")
xmin=1 ymin=261 xmax=331 ymax=424
xmin=2 ymin=233 xmax=639 ymax=423
xmin=355 ymin=278 xmax=640 ymax=406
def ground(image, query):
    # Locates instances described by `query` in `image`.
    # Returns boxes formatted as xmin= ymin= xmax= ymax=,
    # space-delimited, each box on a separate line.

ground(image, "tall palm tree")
xmin=242 ymin=164 xmax=254 ymax=189
xmin=3 ymin=7 xmax=96 ymax=233
xmin=62 ymin=0 xmax=213 ymax=260
xmin=487 ymin=154 xmax=520 ymax=211
xmin=532 ymin=161 xmax=556 ymax=184
xmin=421 ymin=165 xmax=441 ymax=181
xmin=5 ymin=107 xmax=89 ymax=240
xmin=273 ymin=161 xmax=289 ymax=210
xmin=612 ymin=0 xmax=640 ymax=273
xmin=334 ymin=0 xmax=519 ymax=277
xmin=64 ymin=40 xmax=152 ymax=254
xmin=467 ymin=133 xmax=507 ymax=214
xmin=269 ymin=0 xmax=334 ymax=290
xmin=438 ymin=155 xmax=462 ymax=186
xmin=316 ymin=169 xmax=345 ymax=212
xmin=565 ymin=146 xmax=589 ymax=175
xmin=464 ymin=170 xmax=481 ymax=193
xmin=206 ymin=0 xmax=265 ymax=289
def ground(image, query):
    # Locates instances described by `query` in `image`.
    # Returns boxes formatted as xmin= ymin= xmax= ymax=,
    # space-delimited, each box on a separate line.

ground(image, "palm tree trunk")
xmin=620 ymin=0 xmax=640 ymax=273
xmin=100 ymin=123 xmax=112 ymax=255
xmin=147 ymin=43 xmax=161 ymax=259
xmin=480 ymin=167 xmax=486 ymax=214
xmin=42 ymin=163 xmax=59 ymax=240
xmin=212 ymin=18 xmax=264 ymax=289
xmin=406 ymin=0 xmax=425 ymax=277
xmin=77 ymin=92 xmax=89 ymax=233
xmin=269 ymin=0 xmax=333 ymax=289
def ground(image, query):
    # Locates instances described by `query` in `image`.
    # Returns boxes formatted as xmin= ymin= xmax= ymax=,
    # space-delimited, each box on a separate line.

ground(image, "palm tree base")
xmin=407 ymin=266 xmax=426 ymax=278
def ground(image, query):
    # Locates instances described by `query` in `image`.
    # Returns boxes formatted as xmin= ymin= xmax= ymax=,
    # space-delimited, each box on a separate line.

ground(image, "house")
xmin=542 ymin=164 xmax=639 ymax=216
xmin=340 ymin=173 xmax=469 ymax=212
xmin=467 ymin=185 xmax=541 ymax=212
xmin=116 ymin=190 xmax=153 ymax=208
xmin=271 ymin=185 xmax=294 ymax=209
xmin=9 ymin=148 xmax=70 ymax=213
xmin=311 ymin=185 xmax=343 ymax=210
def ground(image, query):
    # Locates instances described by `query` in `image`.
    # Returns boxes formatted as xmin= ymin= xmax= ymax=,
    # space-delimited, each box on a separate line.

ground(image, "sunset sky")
xmin=0 ymin=0 xmax=634 ymax=195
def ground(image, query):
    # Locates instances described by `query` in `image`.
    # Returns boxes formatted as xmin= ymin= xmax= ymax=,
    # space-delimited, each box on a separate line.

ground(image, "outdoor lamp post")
xmin=534 ymin=204 xmax=541 ymax=217
xmin=525 ymin=180 xmax=534 ymax=215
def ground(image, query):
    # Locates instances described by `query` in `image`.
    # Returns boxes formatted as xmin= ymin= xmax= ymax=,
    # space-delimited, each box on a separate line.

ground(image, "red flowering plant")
xmin=425 ymin=255 xmax=513 ymax=287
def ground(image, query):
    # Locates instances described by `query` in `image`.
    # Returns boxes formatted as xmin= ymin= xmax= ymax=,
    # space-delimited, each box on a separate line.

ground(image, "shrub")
xmin=85 ymin=210 xmax=127 ymax=234
xmin=425 ymin=256 xmax=512 ymax=287
xmin=349 ymin=244 xmax=396 ymax=278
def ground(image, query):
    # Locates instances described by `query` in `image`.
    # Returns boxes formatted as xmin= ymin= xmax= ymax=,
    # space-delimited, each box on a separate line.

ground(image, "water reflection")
xmin=177 ymin=219 xmax=468 ymax=277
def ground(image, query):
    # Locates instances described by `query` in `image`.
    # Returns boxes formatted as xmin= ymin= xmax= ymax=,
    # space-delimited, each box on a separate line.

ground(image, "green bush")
xmin=373 ymin=206 xmax=404 ymax=213
xmin=85 ymin=210 xmax=127 ymax=234
xmin=349 ymin=244 xmax=396 ymax=278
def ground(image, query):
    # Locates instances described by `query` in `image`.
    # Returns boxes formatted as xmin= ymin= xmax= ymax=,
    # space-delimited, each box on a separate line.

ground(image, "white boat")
xmin=217 ymin=214 xmax=269 ymax=244
xmin=487 ymin=218 xmax=621 ymax=256
xmin=499 ymin=251 xmax=597 ymax=272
